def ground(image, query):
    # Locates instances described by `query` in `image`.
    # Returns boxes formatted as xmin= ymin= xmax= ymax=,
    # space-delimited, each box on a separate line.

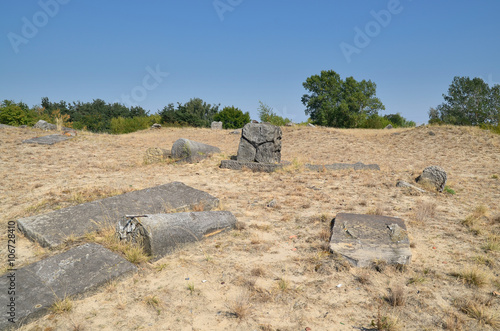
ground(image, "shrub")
xmin=213 ymin=106 xmax=250 ymax=129
xmin=110 ymin=116 xmax=152 ymax=134
xmin=258 ymin=101 xmax=291 ymax=126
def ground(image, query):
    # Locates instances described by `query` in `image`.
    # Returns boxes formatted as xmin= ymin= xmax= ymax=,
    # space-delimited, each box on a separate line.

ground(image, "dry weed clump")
xmin=413 ymin=200 xmax=437 ymax=223
xmin=454 ymin=296 xmax=500 ymax=328
xmin=227 ymin=293 xmax=253 ymax=320
xmin=50 ymin=296 xmax=73 ymax=314
xmin=450 ymin=267 xmax=489 ymax=287
xmin=385 ymin=285 xmax=407 ymax=307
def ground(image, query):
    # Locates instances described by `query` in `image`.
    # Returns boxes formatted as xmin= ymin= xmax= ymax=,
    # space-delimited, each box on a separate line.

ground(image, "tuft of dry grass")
xmin=143 ymin=295 xmax=162 ymax=314
xmin=385 ymin=285 xmax=406 ymax=307
xmin=227 ymin=293 xmax=253 ymax=320
xmin=355 ymin=271 xmax=371 ymax=285
xmin=50 ymin=296 xmax=73 ymax=314
xmin=450 ymin=267 xmax=489 ymax=287
xmin=454 ymin=296 xmax=500 ymax=328
xmin=250 ymin=266 xmax=266 ymax=277
xmin=413 ymin=200 xmax=436 ymax=223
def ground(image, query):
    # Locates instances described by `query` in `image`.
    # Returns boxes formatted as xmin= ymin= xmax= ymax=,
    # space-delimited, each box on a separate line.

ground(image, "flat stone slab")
xmin=18 ymin=182 xmax=220 ymax=248
xmin=220 ymin=159 xmax=289 ymax=172
xmin=330 ymin=213 xmax=412 ymax=267
xmin=0 ymin=123 xmax=15 ymax=129
xmin=0 ymin=243 xmax=136 ymax=330
xmin=22 ymin=134 xmax=73 ymax=145
xmin=305 ymin=162 xmax=380 ymax=171
xmin=116 ymin=211 xmax=237 ymax=260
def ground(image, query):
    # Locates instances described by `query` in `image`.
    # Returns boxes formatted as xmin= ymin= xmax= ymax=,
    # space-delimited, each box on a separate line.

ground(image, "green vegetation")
xmin=213 ymin=106 xmax=250 ymax=129
xmin=429 ymin=76 xmax=500 ymax=130
xmin=258 ymin=101 xmax=291 ymax=126
xmin=159 ymin=98 xmax=219 ymax=128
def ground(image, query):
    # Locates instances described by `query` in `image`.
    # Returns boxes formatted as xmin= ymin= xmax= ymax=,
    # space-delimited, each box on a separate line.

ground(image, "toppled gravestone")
xmin=415 ymin=165 xmax=447 ymax=192
xmin=211 ymin=121 xmax=223 ymax=130
xmin=22 ymin=134 xmax=73 ymax=145
xmin=237 ymin=122 xmax=282 ymax=163
xmin=144 ymin=147 xmax=171 ymax=164
xmin=33 ymin=120 xmax=57 ymax=131
xmin=329 ymin=213 xmax=412 ymax=267
xmin=116 ymin=211 xmax=236 ymax=260
xmin=305 ymin=162 xmax=380 ymax=171
xmin=171 ymin=138 xmax=221 ymax=163
xmin=0 ymin=243 xmax=136 ymax=330
xmin=17 ymin=182 xmax=220 ymax=248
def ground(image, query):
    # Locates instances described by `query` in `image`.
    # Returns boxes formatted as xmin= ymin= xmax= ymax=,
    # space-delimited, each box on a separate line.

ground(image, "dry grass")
xmin=50 ymin=296 xmax=73 ymax=314
xmin=385 ymin=285 xmax=406 ymax=307
xmin=454 ymin=296 xmax=500 ymax=329
xmin=227 ymin=293 xmax=253 ymax=319
xmin=450 ymin=267 xmax=489 ymax=287
xmin=3 ymin=125 xmax=500 ymax=330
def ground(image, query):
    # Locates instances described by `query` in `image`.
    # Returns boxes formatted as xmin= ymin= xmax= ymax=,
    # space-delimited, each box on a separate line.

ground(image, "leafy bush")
xmin=0 ymin=100 xmax=44 ymax=126
xmin=110 ymin=116 xmax=153 ymax=134
xmin=213 ymin=106 xmax=250 ymax=129
xmin=258 ymin=101 xmax=291 ymax=126
xmin=159 ymin=98 xmax=220 ymax=128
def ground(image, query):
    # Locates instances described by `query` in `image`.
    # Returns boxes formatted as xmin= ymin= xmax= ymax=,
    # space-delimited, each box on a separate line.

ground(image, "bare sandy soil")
xmin=1 ymin=125 xmax=499 ymax=331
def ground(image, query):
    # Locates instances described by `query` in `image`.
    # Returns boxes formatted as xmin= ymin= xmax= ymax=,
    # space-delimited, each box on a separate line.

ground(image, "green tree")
xmin=301 ymin=70 xmax=385 ymax=127
xmin=430 ymin=76 xmax=500 ymax=126
xmin=213 ymin=106 xmax=250 ymax=129
xmin=257 ymin=101 xmax=291 ymax=126
xmin=159 ymin=98 xmax=220 ymax=127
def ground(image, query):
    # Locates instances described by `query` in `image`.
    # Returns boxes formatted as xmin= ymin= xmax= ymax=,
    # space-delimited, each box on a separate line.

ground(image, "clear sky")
xmin=1 ymin=0 xmax=499 ymax=124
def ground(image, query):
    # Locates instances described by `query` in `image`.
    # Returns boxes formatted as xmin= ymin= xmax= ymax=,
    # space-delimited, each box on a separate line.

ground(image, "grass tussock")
xmin=227 ymin=293 xmax=253 ymax=320
xmin=450 ymin=267 xmax=489 ymax=287
xmin=385 ymin=285 xmax=406 ymax=307
xmin=50 ymin=296 xmax=73 ymax=314
xmin=413 ymin=200 xmax=436 ymax=223
xmin=454 ymin=296 xmax=500 ymax=328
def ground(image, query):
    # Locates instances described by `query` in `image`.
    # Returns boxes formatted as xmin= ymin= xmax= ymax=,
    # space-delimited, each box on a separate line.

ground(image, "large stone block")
xmin=22 ymin=134 xmax=73 ymax=145
xmin=0 ymin=243 xmax=136 ymax=330
xmin=415 ymin=165 xmax=447 ymax=192
xmin=116 ymin=211 xmax=236 ymax=260
xmin=329 ymin=213 xmax=412 ymax=267
xmin=211 ymin=121 xmax=223 ymax=130
xmin=237 ymin=123 xmax=281 ymax=163
xmin=18 ymin=182 xmax=220 ymax=248
xmin=171 ymin=138 xmax=221 ymax=163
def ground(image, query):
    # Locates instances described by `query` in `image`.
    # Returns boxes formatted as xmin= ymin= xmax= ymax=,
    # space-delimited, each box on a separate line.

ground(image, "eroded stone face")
xmin=329 ymin=213 xmax=412 ymax=267
xmin=236 ymin=123 xmax=281 ymax=163
xmin=416 ymin=165 xmax=447 ymax=192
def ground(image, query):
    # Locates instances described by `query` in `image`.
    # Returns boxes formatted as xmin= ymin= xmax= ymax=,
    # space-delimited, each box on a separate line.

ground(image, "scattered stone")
xmin=307 ymin=123 xmax=315 ymax=127
xmin=171 ymin=138 xmax=221 ymax=163
xmin=384 ymin=124 xmax=393 ymax=129
xmin=329 ymin=213 xmax=412 ymax=267
xmin=22 ymin=134 xmax=73 ymax=145
xmin=237 ymin=122 xmax=282 ymax=163
xmin=33 ymin=120 xmax=57 ymax=131
xmin=0 ymin=123 xmax=14 ymax=129
xmin=251 ymin=120 xmax=259 ymax=123
xmin=415 ymin=165 xmax=447 ymax=192
xmin=19 ymin=125 xmax=28 ymax=128
xmin=151 ymin=123 xmax=162 ymax=129
xmin=266 ymin=199 xmax=278 ymax=208
xmin=220 ymin=159 xmax=288 ymax=172
xmin=229 ymin=129 xmax=241 ymax=135
xmin=211 ymin=121 xmax=223 ymax=130
xmin=428 ymin=131 xmax=435 ymax=136
xmin=116 ymin=211 xmax=236 ymax=260
xmin=17 ymin=182 xmax=220 ymax=248
xmin=0 ymin=243 xmax=136 ymax=330
xmin=305 ymin=162 xmax=380 ymax=171
xmin=396 ymin=180 xmax=426 ymax=193
xmin=286 ymin=122 xmax=293 ymax=127
xmin=144 ymin=147 xmax=171 ymax=164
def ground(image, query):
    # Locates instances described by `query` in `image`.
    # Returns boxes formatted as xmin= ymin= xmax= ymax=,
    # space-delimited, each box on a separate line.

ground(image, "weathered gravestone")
xmin=415 ymin=165 xmax=447 ymax=192
xmin=116 ymin=211 xmax=237 ymax=260
xmin=17 ymin=182 xmax=220 ymax=248
xmin=0 ymin=243 xmax=136 ymax=330
xmin=211 ymin=121 xmax=223 ymax=130
xmin=237 ymin=122 xmax=282 ymax=163
xmin=329 ymin=213 xmax=412 ymax=267
xmin=22 ymin=134 xmax=73 ymax=145
xmin=171 ymin=138 xmax=221 ymax=163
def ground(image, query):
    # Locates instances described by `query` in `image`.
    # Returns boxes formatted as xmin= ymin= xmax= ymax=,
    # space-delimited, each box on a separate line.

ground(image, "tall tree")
xmin=301 ymin=70 xmax=384 ymax=127
xmin=430 ymin=76 xmax=499 ymax=126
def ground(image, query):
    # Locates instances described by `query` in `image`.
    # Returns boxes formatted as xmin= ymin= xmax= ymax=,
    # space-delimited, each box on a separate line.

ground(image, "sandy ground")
xmin=0 ymin=125 xmax=499 ymax=330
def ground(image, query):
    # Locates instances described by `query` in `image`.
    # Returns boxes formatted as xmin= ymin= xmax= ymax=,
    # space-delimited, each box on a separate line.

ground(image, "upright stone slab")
xmin=171 ymin=138 xmax=221 ymax=163
xmin=22 ymin=134 xmax=73 ymax=145
xmin=18 ymin=182 xmax=220 ymax=248
xmin=211 ymin=121 xmax=223 ymax=130
xmin=116 ymin=211 xmax=237 ymax=260
xmin=329 ymin=213 xmax=412 ymax=267
xmin=0 ymin=243 xmax=136 ymax=330
xmin=237 ymin=123 xmax=282 ymax=163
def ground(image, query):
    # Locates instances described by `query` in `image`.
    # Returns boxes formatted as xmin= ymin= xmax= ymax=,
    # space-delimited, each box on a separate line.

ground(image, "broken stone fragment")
xmin=171 ymin=138 xmax=221 ymax=163
xmin=116 ymin=211 xmax=236 ymax=260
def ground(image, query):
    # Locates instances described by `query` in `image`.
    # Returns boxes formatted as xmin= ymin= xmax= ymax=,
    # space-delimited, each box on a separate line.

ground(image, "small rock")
xmin=151 ymin=123 xmax=162 ymax=129
xmin=428 ymin=131 xmax=435 ymax=136
xmin=211 ymin=121 xmax=222 ymax=130
xmin=384 ymin=124 xmax=393 ymax=129
xmin=307 ymin=123 xmax=315 ymax=127
xmin=229 ymin=129 xmax=241 ymax=135
xmin=267 ymin=199 xmax=278 ymax=208
xmin=415 ymin=166 xmax=447 ymax=192
xmin=33 ymin=120 xmax=57 ymax=131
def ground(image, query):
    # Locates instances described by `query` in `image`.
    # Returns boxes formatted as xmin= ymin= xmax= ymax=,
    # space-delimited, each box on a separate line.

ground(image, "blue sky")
xmin=1 ymin=0 xmax=499 ymax=125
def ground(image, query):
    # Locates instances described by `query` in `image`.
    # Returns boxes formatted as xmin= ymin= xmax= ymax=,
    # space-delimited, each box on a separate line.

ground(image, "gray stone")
xmin=384 ymin=124 xmax=393 ymax=129
xmin=0 ymin=123 xmax=15 ymax=129
xmin=305 ymin=162 xmax=380 ymax=171
xmin=396 ymin=180 xmax=426 ymax=193
xmin=171 ymin=138 xmax=221 ymax=163
xmin=229 ymin=129 xmax=241 ymax=135
xmin=237 ymin=123 xmax=282 ymax=163
xmin=0 ymin=243 xmax=136 ymax=330
xmin=144 ymin=147 xmax=171 ymax=164
xmin=428 ymin=131 xmax=435 ymax=136
xmin=329 ymin=213 xmax=412 ymax=267
xmin=116 ymin=211 xmax=236 ymax=260
xmin=415 ymin=165 xmax=447 ymax=192
xmin=18 ymin=182 xmax=220 ymax=248
xmin=150 ymin=123 xmax=162 ymax=129
xmin=22 ymin=134 xmax=73 ymax=145
xmin=307 ymin=123 xmax=315 ymax=127
xmin=33 ymin=120 xmax=57 ymax=131
xmin=220 ymin=159 xmax=289 ymax=172
xmin=286 ymin=122 xmax=293 ymax=126
xmin=211 ymin=121 xmax=223 ymax=130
